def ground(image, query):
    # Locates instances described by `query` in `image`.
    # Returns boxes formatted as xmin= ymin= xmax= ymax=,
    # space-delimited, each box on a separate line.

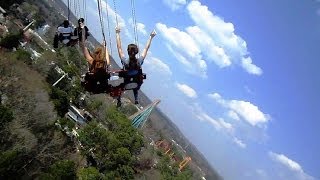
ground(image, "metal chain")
xmin=113 ymin=0 xmax=119 ymax=27
xmin=130 ymin=0 xmax=140 ymax=56
xmin=105 ymin=0 xmax=113 ymax=56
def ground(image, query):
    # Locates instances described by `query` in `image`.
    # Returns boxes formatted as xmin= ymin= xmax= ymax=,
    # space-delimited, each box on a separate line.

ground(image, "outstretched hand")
xmin=115 ymin=26 xmax=121 ymax=33
xmin=150 ymin=29 xmax=157 ymax=38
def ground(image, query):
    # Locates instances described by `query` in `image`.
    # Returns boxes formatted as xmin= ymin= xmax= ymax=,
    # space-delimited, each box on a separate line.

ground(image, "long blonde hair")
xmin=92 ymin=46 xmax=105 ymax=62
xmin=90 ymin=46 xmax=106 ymax=72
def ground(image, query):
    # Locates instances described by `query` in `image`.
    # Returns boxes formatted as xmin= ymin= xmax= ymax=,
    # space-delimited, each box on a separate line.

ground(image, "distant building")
xmin=66 ymin=105 xmax=93 ymax=125
xmin=0 ymin=6 xmax=7 ymax=36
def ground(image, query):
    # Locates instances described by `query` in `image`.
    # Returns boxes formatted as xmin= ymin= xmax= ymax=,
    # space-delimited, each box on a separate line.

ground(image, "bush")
xmin=14 ymin=49 xmax=32 ymax=65
xmin=39 ymin=160 xmax=76 ymax=180
xmin=0 ymin=33 xmax=23 ymax=49
xmin=0 ymin=104 xmax=13 ymax=129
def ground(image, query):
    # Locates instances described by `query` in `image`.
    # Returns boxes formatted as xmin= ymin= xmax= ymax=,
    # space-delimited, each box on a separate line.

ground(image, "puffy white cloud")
xmin=228 ymin=110 xmax=240 ymax=121
xmin=233 ymin=137 xmax=246 ymax=148
xmin=186 ymin=0 xmax=262 ymax=75
xmin=228 ymin=100 xmax=268 ymax=126
xmin=157 ymin=23 xmax=207 ymax=78
xmin=163 ymin=0 xmax=187 ymax=11
xmin=128 ymin=18 xmax=147 ymax=35
xmin=208 ymin=93 xmax=269 ymax=126
xmin=191 ymin=104 xmax=234 ymax=133
xmin=269 ymin=152 xmax=303 ymax=172
xmin=137 ymin=23 xmax=147 ymax=35
xmin=176 ymin=83 xmax=197 ymax=98
xmin=186 ymin=26 xmax=232 ymax=68
xmin=156 ymin=23 xmax=201 ymax=58
xmin=241 ymin=57 xmax=263 ymax=75
xmin=144 ymin=56 xmax=172 ymax=76
xmin=269 ymin=152 xmax=314 ymax=180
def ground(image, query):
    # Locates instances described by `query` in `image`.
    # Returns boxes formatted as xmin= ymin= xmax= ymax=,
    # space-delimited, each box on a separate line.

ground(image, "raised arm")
xmin=141 ymin=30 xmax=156 ymax=60
xmin=115 ymin=27 xmax=125 ymax=61
xmin=103 ymin=40 xmax=110 ymax=67
xmin=79 ymin=40 xmax=94 ymax=65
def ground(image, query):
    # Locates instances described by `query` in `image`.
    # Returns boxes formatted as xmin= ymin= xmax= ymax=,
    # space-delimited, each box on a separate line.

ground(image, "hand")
xmin=150 ymin=29 xmax=157 ymax=38
xmin=115 ymin=26 xmax=121 ymax=34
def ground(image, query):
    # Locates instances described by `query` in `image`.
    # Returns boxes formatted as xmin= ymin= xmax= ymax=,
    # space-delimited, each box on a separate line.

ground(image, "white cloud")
xmin=233 ymin=137 xmax=246 ymax=148
xmin=163 ymin=0 xmax=187 ymax=11
xmin=186 ymin=0 xmax=263 ymax=75
xmin=156 ymin=23 xmax=201 ymax=58
xmin=241 ymin=57 xmax=263 ymax=75
xmin=228 ymin=100 xmax=268 ymax=126
xmin=269 ymin=152 xmax=303 ymax=172
xmin=191 ymin=104 xmax=234 ymax=133
xmin=186 ymin=26 xmax=232 ymax=68
xmin=128 ymin=18 xmax=147 ymax=35
xmin=269 ymin=152 xmax=315 ymax=180
xmin=157 ymin=23 xmax=207 ymax=78
xmin=209 ymin=93 xmax=269 ymax=126
xmin=144 ymin=56 xmax=172 ymax=76
xmin=137 ymin=23 xmax=147 ymax=35
xmin=228 ymin=110 xmax=240 ymax=121
xmin=176 ymin=83 xmax=197 ymax=98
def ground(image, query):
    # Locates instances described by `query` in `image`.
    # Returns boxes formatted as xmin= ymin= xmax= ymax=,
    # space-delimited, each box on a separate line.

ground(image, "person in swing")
xmin=115 ymin=26 xmax=156 ymax=107
xmin=53 ymin=20 xmax=73 ymax=48
xmin=74 ymin=18 xmax=90 ymax=42
xmin=79 ymin=29 xmax=110 ymax=93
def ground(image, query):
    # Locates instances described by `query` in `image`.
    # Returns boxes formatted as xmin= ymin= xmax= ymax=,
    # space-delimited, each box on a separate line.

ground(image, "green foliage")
xmin=0 ymin=33 xmax=23 ymax=49
xmin=47 ymin=160 xmax=76 ymax=180
xmin=0 ymin=0 xmax=24 ymax=10
xmin=33 ymin=13 xmax=46 ymax=29
xmin=0 ymin=104 xmax=14 ymax=128
xmin=118 ymin=103 xmax=138 ymax=116
xmin=155 ymin=155 xmax=193 ymax=180
xmin=86 ymin=100 xmax=103 ymax=112
xmin=77 ymin=167 xmax=102 ymax=180
xmin=79 ymin=107 xmax=144 ymax=179
xmin=14 ymin=49 xmax=32 ymax=65
xmin=0 ymin=149 xmax=27 ymax=179
xmin=50 ymin=87 xmax=69 ymax=117
xmin=58 ymin=117 xmax=75 ymax=129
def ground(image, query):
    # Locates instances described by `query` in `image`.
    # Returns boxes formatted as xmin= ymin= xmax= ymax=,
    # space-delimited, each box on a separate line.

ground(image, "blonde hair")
xmin=90 ymin=46 xmax=106 ymax=72
xmin=92 ymin=46 xmax=105 ymax=62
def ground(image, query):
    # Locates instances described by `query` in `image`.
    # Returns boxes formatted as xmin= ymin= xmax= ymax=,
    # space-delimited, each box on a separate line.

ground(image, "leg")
xmin=53 ymin=34 xmax=59 ymax=48
xmin=117 ymin=95 xmax=122 ymax=107
xmin=133 ymin=88 xmax=139 ymax=104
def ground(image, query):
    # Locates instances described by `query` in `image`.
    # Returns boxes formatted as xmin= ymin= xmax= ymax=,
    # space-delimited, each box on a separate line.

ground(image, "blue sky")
xmin=62 ymin=0 xmax=320 ymax=179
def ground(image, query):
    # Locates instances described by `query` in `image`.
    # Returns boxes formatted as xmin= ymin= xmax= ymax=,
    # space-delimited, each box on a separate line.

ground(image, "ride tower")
xmin=129 ymin=99 xmax=160 ymax=128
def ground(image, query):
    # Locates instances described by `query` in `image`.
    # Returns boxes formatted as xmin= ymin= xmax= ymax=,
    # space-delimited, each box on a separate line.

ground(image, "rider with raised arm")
xmin=79 ymin=31 xmax=110 ymax=93
xmin=115 ymin=26 xmax=156 ymax=107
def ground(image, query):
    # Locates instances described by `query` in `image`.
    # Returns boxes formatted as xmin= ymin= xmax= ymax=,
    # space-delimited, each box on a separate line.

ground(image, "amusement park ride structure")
xmin=128 ymin=100 xmax=192 ymax=171
xmin=155 ymin=140 xmax=192 ymax=171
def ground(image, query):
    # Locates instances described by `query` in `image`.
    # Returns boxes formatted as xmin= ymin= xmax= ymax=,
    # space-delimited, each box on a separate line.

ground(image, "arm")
xmin=79 ymin=39 xmax=94 ymax=65
xmin=141 ymin=29 xmax=156 ymax=60
xmin=103 ymin=40 xmax=110 ymax=67
xmin=115 ymin=27 xmax=125 ymax=61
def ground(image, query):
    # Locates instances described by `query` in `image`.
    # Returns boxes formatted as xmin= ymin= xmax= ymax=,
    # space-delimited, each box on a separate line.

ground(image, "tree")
xmin=0 ymin=149 xmax=28 ymax=179
xmin=0 ymin=0 xmax=24 ymax=10
xmin=0 ymin=104 xmax=13 ymax=128
xmin=77 ymin=167 xmax=102 ymax=180
xmin=48 ymin=160 xmax=76 ymax=180
xmin=14 ymin=49 xmax=32 ymax=65
xmin=50 ymin=87 xmax=69 ymax=117
xmin=0 ymin=32 xmax=23 ymax=49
